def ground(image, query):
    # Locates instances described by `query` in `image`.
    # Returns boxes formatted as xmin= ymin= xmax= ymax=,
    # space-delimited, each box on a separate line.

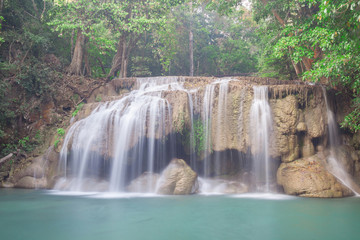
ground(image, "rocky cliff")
xmin=3 ymin=76 xmax=359 ymax=197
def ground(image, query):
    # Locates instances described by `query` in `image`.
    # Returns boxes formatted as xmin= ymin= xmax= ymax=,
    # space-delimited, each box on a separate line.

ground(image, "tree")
xmin=49 ymin=0 xmax=116 ymax=76
xmin=252 ymin=0 xmax=360 ymax=131
xmin=106 ymin=0 xmax=183 ymax=79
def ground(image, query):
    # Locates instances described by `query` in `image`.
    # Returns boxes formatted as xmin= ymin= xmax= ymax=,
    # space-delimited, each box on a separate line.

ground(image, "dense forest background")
xmin=0 ymin=0 xmax=359 ymax=158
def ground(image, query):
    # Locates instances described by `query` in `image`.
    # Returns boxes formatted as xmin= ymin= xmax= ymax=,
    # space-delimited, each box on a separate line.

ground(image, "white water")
xmin=250 ymin=86 xmax=273 ymax=192
xmin=56 ymin=77 xmax=184 ymax=192
xmin=202 ymin=82 xmax=216 ymax=177
xmin=201 ymin=79 xmax=233 ymax=178
xmin=55 ymin=77 xmax=359 ymax=196
xmin=322 ymin=88 xmax=360 ymax=195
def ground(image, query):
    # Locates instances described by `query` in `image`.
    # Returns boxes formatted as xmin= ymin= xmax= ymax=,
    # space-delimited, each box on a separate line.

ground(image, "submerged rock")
xmin=127 ymin=172 xmax=160 ymax=193
xmin=157 ymin=158 xmax=198 ymax=195
xmin=199 ymin=178 xmax=249 ymax=194
xmin=277 ymin=153 xmax=353 ymax=198
xmin=16 ymin=176 xmax=47 ymax=189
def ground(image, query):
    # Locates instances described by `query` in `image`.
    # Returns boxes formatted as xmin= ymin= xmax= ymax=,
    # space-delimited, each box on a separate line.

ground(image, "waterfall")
xmin=250 ymin=86 xmax=273 ymax=192
xmin=202 ymin=83 xmax=216 ymax=177
xmin=214 ymin=80 xmax=229 ymax=176
xmin=56 ymin=77 xmax=181 ymax=192
xmin=201 ymin=79 xmax=231 ymax=177
xmin=322 ymin=88 xmax=360 ymax=195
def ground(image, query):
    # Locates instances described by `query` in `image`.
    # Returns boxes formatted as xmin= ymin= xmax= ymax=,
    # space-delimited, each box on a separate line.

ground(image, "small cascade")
xmin=250 ymin=86 xmax=273 ymax=192
xmin=202 ymin=83 xmax=216 ymax=177
xmin=56 ymin=77 xmax=181 ymax=192
xmin=214 ymin=81 xmax=229 ymax=176
xmin=322 ymin=88 xmax=360 ymax=195
xmin=187 ymin=91 xmax=197 ymax=171
xmin=201 ymin=79 xmax=231 ymax=177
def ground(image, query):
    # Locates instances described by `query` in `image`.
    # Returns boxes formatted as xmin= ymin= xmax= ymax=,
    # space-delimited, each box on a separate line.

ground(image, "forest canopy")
xmin=0 ymin=0 xmax=360 ymax=157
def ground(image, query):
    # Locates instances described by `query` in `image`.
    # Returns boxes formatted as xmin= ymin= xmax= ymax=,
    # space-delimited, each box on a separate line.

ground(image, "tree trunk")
xmin=189 ymin=2 xmax=194 ymax=76
xmin=107 ymin=36 xmax=125 ymax=79
xmin=83 ymin=46 xmax=91 ymax=76
xmin=67 ymin=29 xmax=85 ymax=75
xmin=189 ymin=29 xmax=194 ymax=76
xmin=70 ymin=30 xmax=75 ymax=58
xmin=119 ymin=39 xmax=127 ymax=78
xmin=97 ymin=57 xmax=106 ymax=74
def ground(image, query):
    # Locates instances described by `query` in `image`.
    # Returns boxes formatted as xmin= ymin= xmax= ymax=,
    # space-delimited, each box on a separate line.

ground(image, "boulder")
xmin=127 ymin=172 xmax=160 ymax=193
xmin=157 ymin=158 xmax=198 ymax=195
xmin=15 ymin=176 xmax=47 ymax=189
xmin=277 ymin=154 xmax=353 ymax=197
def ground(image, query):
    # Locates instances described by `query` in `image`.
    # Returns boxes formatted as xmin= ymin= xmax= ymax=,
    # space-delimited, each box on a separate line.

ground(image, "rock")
xmin=277 ymin=154 xmax=353 ymax=197
xmin=157 ymin=158 xmax=198 ymax=195
xmin=332 ymin=145 xmax=355 ymax=174
xmin=296 ymin=122 xmax=307 ymax=132
xmin=271 ymin=95 xmax=299 ymax=161
xmin=127 ymin=172 xmax=160 ymax=193
xmin=15 ymin=176 xmax=47 ymax=189
xmin=301 ymin=136 xmax=315 ymax=158
xmin=1 ymin=182 xmax=15 ymax=188
xmin=304 ymin=98 xmax=326 ymax=138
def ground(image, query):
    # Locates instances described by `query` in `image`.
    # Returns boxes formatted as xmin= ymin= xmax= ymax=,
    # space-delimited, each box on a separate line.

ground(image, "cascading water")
xmin=202 ymin=82 xmax=216 ymax=177
xmin=322 ymin=88 xmax=360 ymax=195
xmin=56 ymin=77 xmax=183 ymax=192
xmin=201 ymin=79 xmax=231 ymax=177
xmin=250 ymin=86 xmax=273 ymax=192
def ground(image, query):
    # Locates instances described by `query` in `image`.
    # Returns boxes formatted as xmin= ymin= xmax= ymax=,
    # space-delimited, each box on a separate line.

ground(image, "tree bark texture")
xmin=108 ymin=34 xmax=140 ymax=79
xmin=189 ymin=2 xmax=194 ymax=77
xmin=67 ymin=29 xmax=85 ymax=75
xmin=189 ymin=29 xmax=194 ymax=76
xmin=108 ymin=36 xmax=125 ymax=79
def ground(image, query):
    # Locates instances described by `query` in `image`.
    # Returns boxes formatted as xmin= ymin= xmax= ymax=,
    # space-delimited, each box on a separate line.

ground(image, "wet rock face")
xmin=277 ymin=154 xmax=353 ymax=198
xmin=304 ymin=97 xmax=326 ymax=139
xmin=5 ymin=147 xmax=60 ymax=189
xmin=271 ymin=95 xmax=299 ymax=162
xmin=157 ymin=158 xmax=198 ymax=195
xmin=13 ymin=77 xmax=360 ymax=198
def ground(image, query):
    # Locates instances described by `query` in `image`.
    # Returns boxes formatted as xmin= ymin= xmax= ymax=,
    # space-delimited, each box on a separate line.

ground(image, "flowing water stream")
xmin=250 ymin=86 xmax=273 ymax=192
xmin=322 ymin=88 xmax=360 ymax=195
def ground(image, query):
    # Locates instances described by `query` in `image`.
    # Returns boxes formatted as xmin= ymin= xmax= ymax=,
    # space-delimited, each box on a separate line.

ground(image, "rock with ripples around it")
xmin=157 ymin=158 xmax=198 ymax=195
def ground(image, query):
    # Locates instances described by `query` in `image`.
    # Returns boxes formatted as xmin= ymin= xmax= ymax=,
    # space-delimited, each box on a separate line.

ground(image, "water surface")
xmin=1 ymin=189 xmax=359 ymax=240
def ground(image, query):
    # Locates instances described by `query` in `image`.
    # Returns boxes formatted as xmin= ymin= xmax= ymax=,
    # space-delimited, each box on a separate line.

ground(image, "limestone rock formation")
xmin=304 ymin=97 xmax=326 ymax=139
xmin=277 ymin=153 xmax=353 ymax=197
xmin=157 ymin=158 xmax=198 ymax=195
xmin=271 ymin=95 xmax=299 ymax=161
xmin=13 ymin=155 xmax=48 ymax=189
xmin=6 ymin=147 xmax=60 ymax=189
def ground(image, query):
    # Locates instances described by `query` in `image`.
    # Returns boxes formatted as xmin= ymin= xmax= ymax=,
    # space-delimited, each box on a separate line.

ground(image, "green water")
xmin=0 ymin=189 xmax=359 ymax=240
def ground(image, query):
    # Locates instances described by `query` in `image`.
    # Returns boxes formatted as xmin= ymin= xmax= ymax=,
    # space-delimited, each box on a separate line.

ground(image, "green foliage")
xmin=161 ymin=4 xmax=258 ymax=76
xmin=72 ymin=102 xmax=84 ymax=117
xmin=54 ymin=128 xmax=65 ymax=148
xmin=341 ymin=98 xmax=360 ymax=133
xmin=0 ymin=16 xmax=4 ymax=44
xmin=252 ymin=0 xmax=360 ymax=132
xmin=57 ymin=128 xmax=65 ymax=137
xmin=193 ymin=119 xmax=206 ymax=156
xmin=95 ymin=95 xmax=102 ymax=102
xmin=15 ymin=61 xmax=56 ymax=97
